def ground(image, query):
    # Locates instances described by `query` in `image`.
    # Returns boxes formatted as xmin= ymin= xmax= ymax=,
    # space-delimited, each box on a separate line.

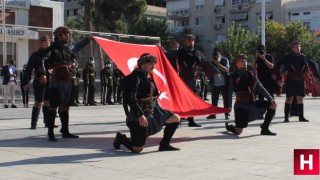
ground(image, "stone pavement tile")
xmin=0 ymin=167 xmax=63 ymax=180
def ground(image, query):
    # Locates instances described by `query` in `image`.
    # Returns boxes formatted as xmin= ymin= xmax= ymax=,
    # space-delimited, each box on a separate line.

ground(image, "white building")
xmin=285 ymin=0 xmax=320 ymax=33
xmin=0 ymin=0 xmax=64 ymax=68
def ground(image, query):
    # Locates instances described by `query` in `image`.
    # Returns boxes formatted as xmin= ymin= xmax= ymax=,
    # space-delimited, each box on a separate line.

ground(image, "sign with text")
xmin=294 ymin=149 xmax=320 ymax=175
xmin=0 ymin=0 xmax=30 ymax=9
xmin=0 ymin=28 xmax=38 ymax=39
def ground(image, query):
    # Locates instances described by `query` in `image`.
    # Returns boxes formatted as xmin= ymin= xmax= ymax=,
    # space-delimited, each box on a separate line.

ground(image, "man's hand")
xmin=138 ymin=115 xmax=148 ymax=127
xmin=9 ymin=74 xmax=16 ymax=77
xmin=214 ymin=73 xmax=222 ymax=80
xmin=270 ymin=100 xmax=277 ymax=109
xmin=40 ymin=75 xmax=47 ymax=85
xmin=23 ymin=85 xmax=29 ymax=91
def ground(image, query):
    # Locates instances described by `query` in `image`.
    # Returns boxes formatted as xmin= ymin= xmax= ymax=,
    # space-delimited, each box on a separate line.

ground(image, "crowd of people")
xmin=1 ymin=30 xmax=319 ymax=153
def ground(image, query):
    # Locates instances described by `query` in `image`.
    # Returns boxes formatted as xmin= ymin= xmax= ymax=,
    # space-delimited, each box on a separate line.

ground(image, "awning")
xmin=0 ymin=28 xmax=39 ymax=39
xmin=230 ymin=13 xmax=248 ymax=21
xmin=214 ymin=0 xmax=225 ymax=7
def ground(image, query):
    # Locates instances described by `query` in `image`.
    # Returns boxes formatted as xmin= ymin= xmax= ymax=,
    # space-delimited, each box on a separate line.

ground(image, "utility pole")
xmin=261 ymin=0 xmax=265 ymax=45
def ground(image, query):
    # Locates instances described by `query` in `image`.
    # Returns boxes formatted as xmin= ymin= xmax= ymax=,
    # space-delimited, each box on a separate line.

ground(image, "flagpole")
xmin=2 ymin=0 xmax=6 ymax=65
xmin=261 ymin=0 xmax=266 ymax=45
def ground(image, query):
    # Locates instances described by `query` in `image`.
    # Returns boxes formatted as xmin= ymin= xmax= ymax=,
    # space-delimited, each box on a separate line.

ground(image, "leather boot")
xmin=188 ymin=117 xmax=201 ymax=127
xmin=284 ymin=103 xmax=291 ymax=123
xmin=260 ymin=109 xmax=277 ymax=135
xmin=298 ymin=104 xmax=309 ymax=122
xmin=47 ymin=110 xmax=57 ymax=142
xmin=59 ymin=111 xmax=79 ymax=138
xmin=31 ymin=107 xmax=40 ymax=129
xmin=159 ymin=123 xmax=180 ymax=151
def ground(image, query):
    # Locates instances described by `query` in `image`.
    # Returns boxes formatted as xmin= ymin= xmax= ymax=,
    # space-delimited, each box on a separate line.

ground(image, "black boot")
xmin=59 ymin=111 xmax=79 ymax=138
xmin=298 ymin=104 xmax=309 ymax=122
xmin=225 ymin=122 xmax=237 ymax=135
xmin=284 ymin=103 xmax=291 ymax=123
xmin=47 ymin=110 xmax=57 ymax=142
xmin=31 ymin=107 xmax=40 ymax=129
xmin=159 ymin=123 xmax=180 ymax=151
xmin=43 ymin=106 xmax=59 ymax=128
xmin=188 ymin=117 xmax=201 ymax=127
xmin=260 ymin=109 xmax=277 ymax=135
xmin=113 ymin=132 xmax=129 ymax=149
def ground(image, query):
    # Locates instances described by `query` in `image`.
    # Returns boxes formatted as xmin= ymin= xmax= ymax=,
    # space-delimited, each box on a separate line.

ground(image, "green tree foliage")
xmin=129 ymin=16 xmax=170 ymax=47
xmin=264 ymin=20 xmax=286 ymax=62
xmin=92 ymin=0 xmax=147 ymax=33
xmin=214 ymin=21 xmax=259 ymax=62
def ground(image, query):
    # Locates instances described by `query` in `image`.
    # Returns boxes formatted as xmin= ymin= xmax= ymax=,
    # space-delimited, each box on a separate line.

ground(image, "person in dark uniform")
xmin=69 ymin=59 xmax=81 ymax=106
xmin=46 ymin=26 xmax=90 ymax=141
xmin=20 ymin=64 xmax=29 ymax=108
xmin=113 ymin=66 xmax=124 ymax=104
xmin=165 ymin=41 xmax=179 ymax=72
xmin=100 ymin=60 xmax=114 ymax=105
xmin=253 ymin=44 xmax=278 ymax=100
xmin=225 ymin=54 xmax=277 ymax=135
xmin=198 ymin=69 xmax=208 ymax=100
xmin=274 ymin=40 xmax=319 ymax=123
xmin=113 ymin=53 xmax=181 ymax=153
xmin=207 ymin=49 xmax=230 ymax=120
xmin=83 ymin=57 xmax=96 ymax=106
xmin=22 ymin=35 xmax=53 ymax=129
xmin=177 ymin=34 xmax=219 ymax=127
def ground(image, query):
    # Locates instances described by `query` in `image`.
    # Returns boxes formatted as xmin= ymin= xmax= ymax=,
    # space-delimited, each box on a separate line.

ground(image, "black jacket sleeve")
xmin=126 ymin=74 xmax=144 ymax=118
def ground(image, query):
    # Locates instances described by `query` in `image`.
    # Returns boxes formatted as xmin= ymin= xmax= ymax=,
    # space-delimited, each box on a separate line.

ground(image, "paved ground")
xmin=0 ymin=96 xmax=320 ymax=179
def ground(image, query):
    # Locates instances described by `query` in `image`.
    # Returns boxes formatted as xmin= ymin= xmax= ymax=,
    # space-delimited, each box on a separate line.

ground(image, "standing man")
xmin=69 ymin=59 xmax=81 ymax=106
xmin=113 ymin=66 xmax=124 ymax=104
xmin=1 ymin=59 xmax=17 ymax=108
xmin=253 ymin=44 xmax=278 ymax=100
xmin=225 ymin=54 xmax=277 ymax=136
xmin=177 ymin=34 xmax=219 ymax=127
xmin=165 ymin=41 xmax=179 ymax=72
xmin=275 ymin=40 xmax=319 ymax=123
xmin=207 ymin=49 xmax=230 ymax=119
xmin=100 ymin=60 xmax=114 ymax=105
xmin=113 ymin=53 xmax=181 ymax=153
xmin=83 ymin=57 xmax=96 ymax=106
xmin=46 ymin=26 xmax=90 ymax=141
xmin=20 ymin=64 xmax=29 ymax=108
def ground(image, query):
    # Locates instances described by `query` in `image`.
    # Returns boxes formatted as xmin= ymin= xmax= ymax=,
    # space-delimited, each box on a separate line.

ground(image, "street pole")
xmin=261 ymin=0 xmax=266 ymax=45
xmin=1 ymin=0 xmax=6 ymax=65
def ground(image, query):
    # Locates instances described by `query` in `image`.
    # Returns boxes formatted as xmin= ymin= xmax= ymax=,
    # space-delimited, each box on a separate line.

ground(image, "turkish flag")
xmin=93 ymin=36 xmax=229 ymax=117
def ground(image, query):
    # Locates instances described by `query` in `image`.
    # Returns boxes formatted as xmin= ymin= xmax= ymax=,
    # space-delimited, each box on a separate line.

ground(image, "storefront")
xmin=0 ymin=0 xmax=64 ymax=68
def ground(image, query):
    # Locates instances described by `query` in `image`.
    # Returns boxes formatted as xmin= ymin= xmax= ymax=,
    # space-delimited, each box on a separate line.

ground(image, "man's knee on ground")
xmin=235 ymin=128 xmax=243 ymax=135
xmin=132 ymin=146 xmax=143 ymax=153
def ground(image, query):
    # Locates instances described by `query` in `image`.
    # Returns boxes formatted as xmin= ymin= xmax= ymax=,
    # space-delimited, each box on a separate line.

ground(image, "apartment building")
xmin=166 ymin=0 xmax=291 ymax=58
xmin=284 ymin=0 xmax=320 ymax=33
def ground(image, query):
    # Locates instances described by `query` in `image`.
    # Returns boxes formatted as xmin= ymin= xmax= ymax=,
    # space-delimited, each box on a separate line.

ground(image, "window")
xmin=303 ymin=22 xmax=310 ymax=31
xmin=216 ymin=15 xmax=225 ymax=24
xmin=232 ymin=0 xmax=249 ymax=6
xmin=195 ymin=0 xmax=204 ymax=11
xmin=66 ymin=10 xmax=69 ymax=17
xmin=74 ymin=9 xmax=78 ymax=16
xmin=216 ymin=34 xmax=226 ymax=42
xmin=292 ymin=12 xmax=299 ymax=16
xmin=196 ymin=35 xmax=204 ymax=43
xmin=303 ymin=12 xmax=310 ymax=15
xmin=196 ymin=16 xmax=204 ymax=25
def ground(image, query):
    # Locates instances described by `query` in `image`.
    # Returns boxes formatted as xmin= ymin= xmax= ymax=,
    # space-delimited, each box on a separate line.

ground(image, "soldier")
xmin=113 ymin=53 xmax=181 ymax=153
xmin=21 ymin=35 xmax=53 ymax=129
xmin=46 ymin=26 xmax=90 ymax=142
xmin=100 ymin=60 xmax=114 ymax=105
xmin=177 ymin=34 xmax=219 ymax=127
xmin=69 ymin=59 xmax=81 ymax=106
xmin=113 ymin=66 xmax=124 ymax=104
xmin=20 ymin=64 xmax=29 ymax=108
xmin=275 ymin=40 xmax=319 ymax=123
xmin=225 ymin=54 xmax=277 ymax=136
xmin=83 ymin=57 xmax=96 ymax=106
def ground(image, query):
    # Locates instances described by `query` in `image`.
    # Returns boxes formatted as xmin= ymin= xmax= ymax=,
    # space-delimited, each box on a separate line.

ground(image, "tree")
xmin=214 ymin=21 xmax=259 ymax=63
xmin=264 ymin=20 xmax=286 ymax=62
xmin=92 ymin=0 xmax=147 ymax=33
xmin=129 ymin=16 xmax=170 ymax=47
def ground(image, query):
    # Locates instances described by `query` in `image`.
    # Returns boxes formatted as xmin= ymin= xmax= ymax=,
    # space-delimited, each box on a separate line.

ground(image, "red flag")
xmin=93 ymin=36 xmax=229 ymax=117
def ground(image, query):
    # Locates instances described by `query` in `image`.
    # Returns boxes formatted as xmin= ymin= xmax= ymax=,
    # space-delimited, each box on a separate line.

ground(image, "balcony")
xmin=167 ymin=9 xmax=190 ymax=19
xmin=168 ymin=26 xmax=190 ymax=33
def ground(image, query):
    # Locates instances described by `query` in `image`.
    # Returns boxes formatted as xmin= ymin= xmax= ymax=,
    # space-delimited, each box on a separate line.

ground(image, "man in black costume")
xmin=113 ymin=53 xmax=181 ymax=153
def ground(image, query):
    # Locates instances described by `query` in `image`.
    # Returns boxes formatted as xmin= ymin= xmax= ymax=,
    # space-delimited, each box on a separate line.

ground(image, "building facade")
xmin=166 ymin=0 xmax=292 ymax=58
xmin=0 ymin=0 xmax=64 ymax=68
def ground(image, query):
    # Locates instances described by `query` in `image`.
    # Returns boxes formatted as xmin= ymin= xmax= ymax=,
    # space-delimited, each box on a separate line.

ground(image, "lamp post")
xmin=1 ymin=0 xmax=6 ymax=65
xmin=261 ymin=0 xmax=265 ymax=45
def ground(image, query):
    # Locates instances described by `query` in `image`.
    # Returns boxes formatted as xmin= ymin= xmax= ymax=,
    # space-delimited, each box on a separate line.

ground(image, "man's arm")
xmin=307 ymin=59 xmax=320 ymax=79
xmin=274 ymin=55 xmax=286 ymax=81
